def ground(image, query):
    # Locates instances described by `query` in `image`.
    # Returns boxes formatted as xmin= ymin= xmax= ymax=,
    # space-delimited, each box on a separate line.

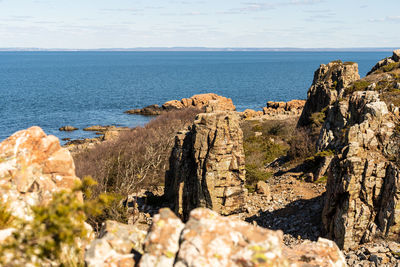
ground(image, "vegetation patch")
xmin=381 ymin=62 xmax=400 ymax=73
xmin=0 ymin=177 xmax=112 ymax=266
xmin=345 ymin=80 xmax=370 ymax=95
xmin=74 ymin=109 xmax=201 ymax=223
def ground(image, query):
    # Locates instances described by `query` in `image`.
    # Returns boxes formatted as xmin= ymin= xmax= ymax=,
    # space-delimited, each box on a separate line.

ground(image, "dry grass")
xmin=73 ymin=108 xmax=201 ymax=222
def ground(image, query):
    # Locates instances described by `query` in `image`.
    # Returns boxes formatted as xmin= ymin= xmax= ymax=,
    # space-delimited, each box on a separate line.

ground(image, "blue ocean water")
xmin=0 ymin=51 xmax=390 ymax=142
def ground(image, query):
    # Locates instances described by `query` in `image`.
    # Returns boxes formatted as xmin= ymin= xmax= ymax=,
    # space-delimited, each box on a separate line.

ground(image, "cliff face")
xmin=297 ymin=61 xmax=360 ymax=127
xmin=319 ymin=91 xmax=400 ymax=250
xmin=310 ymin=51 xmax=400 ymax=250
xmin=165 ymin=111 xmax=247 ymax=220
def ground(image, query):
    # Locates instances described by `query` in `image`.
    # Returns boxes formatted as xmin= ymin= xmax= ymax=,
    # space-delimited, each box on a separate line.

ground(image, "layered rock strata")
xmin=297 ymin=61 xmax=360 ymax=127
xmin=125 ymin=93 xmax=236 ymax=115
xmin=319 ymin=91 xmax=400 ymax=250
xmin=165 ymin=111 xmax=246 ymax=220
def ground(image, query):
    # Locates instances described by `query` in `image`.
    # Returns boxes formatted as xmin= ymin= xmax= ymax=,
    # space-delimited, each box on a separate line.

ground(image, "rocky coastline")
xmin=1 ymin=50 xmax=400 ymax=266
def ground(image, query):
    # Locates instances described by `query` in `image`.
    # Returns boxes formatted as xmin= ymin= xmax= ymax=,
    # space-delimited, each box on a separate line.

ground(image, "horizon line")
xmin=0 ymin=47 xmax=397 ymax=52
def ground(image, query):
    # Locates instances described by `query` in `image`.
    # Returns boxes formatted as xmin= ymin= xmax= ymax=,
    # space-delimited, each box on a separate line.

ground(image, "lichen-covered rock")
xmin=174 ymin=208 xmax=288 ymax=267
xmin=139 ymin=208 xmax=347 ymax=267
xmin=319 ymin=91 xmax=400 ymax=250
xmin=125 ymin=93 xmax=236 ymax=115
xmin=139 ymin=208 xmax=185 ymax=267
xmin=297 ymin=61 xmax=360 ymax=127
xmin=285 ymin=238 xmax=347 ymax=266
xmin=0 ymin=126 xmax=81 ymax=221
xmin=85 ymin=220 xmax=147 ymax=267
xmin=165 ymin=111 xmax=247 ymax=220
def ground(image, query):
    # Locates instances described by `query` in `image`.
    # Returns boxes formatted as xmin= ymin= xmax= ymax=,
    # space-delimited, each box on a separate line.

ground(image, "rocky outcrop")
xmin=165 ymin=111 xmax=246 ymax=220
xmin=59 ymin=125 xmax=78 ymax=131
xmin=263 ymin=100 xmax=306 ymax=116
xmin=85 ymin=220 xmax=147 ymax=267
xmin=0 ymin=126 xmax=81 ymax=221
xmin=125 ymin=93 xmax=236 ymax=115
xmin=138 ymin=207 xmax=347 ymax=267
xmin=367 ymin=49 xmax=400 ymax=75
xmin=318 ymin=91 xmax=400 ymax=250
xmin=297 ymin=61 xmax=360 ymax=127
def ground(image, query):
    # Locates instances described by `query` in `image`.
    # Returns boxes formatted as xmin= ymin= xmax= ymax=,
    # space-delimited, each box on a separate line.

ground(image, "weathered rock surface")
xmin=59 ymin=125 xmax=78 ymax=131
xmin=125 ymin=93 xmax=236 ymax=115
xmin=367 ymin=49 xmax=400 ymax=75
xmin=0 ymin=126 xmax=81 ymax=221
xmin=318 ymin=90 xmax=400 ymax=250
xmin=264 ymin=100 xmax=306 ymax=116
xmin=85 ymin=220 xmax=147 ymax=267
xmin=138 ymin=208 xmax=347 ymax=267
xmin=165 ymin=111 xmax=247 ymax=220
xmin=297 ymin=61 xmax=360 ymax=127
xmin=139 ymin=209 xmax=185 ymax=267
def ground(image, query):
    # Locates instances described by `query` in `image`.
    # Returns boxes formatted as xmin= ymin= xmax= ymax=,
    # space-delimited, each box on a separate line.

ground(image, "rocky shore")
xmin=1 ymin=50 xmax=400 ymax=266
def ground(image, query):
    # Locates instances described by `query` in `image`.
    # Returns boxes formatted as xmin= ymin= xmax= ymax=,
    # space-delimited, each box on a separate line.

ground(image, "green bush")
xmin=345 ymin=80 xmax=370 ymax=95
xmin=0 ymin=177 xmax=112 ymax=267
xmin=381 ymin=62 xmax=400 ymax=73
xmin=0 ymin=202 xmax=15 ymax=230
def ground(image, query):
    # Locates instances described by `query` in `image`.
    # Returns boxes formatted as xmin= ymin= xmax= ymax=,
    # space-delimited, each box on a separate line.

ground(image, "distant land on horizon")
xmin=0 ymin=47 xmax=397 ymax=52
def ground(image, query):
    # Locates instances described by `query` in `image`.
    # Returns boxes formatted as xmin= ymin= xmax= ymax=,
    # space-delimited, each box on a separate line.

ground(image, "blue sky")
xmin=0 ymin=0 xmax=399 ymax=48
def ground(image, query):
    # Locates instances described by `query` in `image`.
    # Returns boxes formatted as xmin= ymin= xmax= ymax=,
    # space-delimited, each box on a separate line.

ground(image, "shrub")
xmin=381 ymin=62 xmax=400 ymax=73
xmin=287 ymin=128 xmax=315 ymax=162
xmin=0 ymin=202 xmax=15 ymax=230
xmin=345 ymin=80 xmax=370 ymax=95
xmin=73 ymin=109 xmax=201 ymax=223
xmin=0 ymin=177 xmax=112 ymax=267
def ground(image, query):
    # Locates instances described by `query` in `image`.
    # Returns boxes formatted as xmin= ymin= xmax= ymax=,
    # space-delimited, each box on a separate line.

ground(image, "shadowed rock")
xmin=297 ymin=61 xmax=360 ymax=127
xmin=165 ymin=111 xmax=246 ymax=220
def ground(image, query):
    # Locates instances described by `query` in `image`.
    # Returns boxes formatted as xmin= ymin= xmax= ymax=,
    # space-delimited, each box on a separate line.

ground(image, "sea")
xmin=0 ymin=51 xmax=390 ymax=143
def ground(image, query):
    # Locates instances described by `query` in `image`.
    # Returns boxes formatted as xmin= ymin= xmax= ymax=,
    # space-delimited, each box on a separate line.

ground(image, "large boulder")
xmin=85 ymin=220 xmax=147 ymax=267
xmin=0 ymin=126 xmax=81 ymax=221
xmin=297 ymin=61 xmax=360 ymax=127
xmin=319 ymin=91 xmax=400 ymax=250
xmin=125 ymin=93 xmax=236 ymax=115
xmin=165 ymin=111 xmax=246 ymax=220
xmin=139 ymin=208 xmax=347 ymax=267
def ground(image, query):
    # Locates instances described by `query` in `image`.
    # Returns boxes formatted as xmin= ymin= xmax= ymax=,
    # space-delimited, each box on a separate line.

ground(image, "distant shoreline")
xmin=0 ymin=47 xmax=396 ymax=52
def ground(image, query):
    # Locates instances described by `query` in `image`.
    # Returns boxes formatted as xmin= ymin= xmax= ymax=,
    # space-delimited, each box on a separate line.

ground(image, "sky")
xmin=0 ymin=0 xmax=399 ymax=49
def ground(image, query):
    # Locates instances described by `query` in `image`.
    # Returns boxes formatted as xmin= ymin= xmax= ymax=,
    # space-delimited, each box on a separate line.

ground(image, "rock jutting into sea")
xmin=124 ymin=93 xmax=236 ymax=115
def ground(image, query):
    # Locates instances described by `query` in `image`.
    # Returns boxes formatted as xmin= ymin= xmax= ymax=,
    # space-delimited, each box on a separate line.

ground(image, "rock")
xmin=240 ymin=109 xmax=261 ymax=119
xmin=284 ymin=238 xmax=347 ymax=266
xmin=263 ymin=100 xmax=306 ymax=117
xmin=297 ymin=61 xmax=360 ymax=127
xmin=393 ymin=49 xmax=400 ymax=62
xmin=85 ymin=220 xmax=147 ymax=267
xmin=0 ymin=126 xmax=81 ymax=221
xmin=125 ymin=93 xmax=236 ymax=115
xmin=368 ymin=49 xmax=400 ymax=75
xmin=319 ymin=91 xmax=400 ymax=250
xmin=139 ymin=209 xmax=185 ymax=267
xmin=256 ymin=181 xmax=270 ymax=197
xmin=102 ymin=130 xmax=120 ymax=141
xmin=59 ymin=125 xmax=78 ymax=131
xmin=83 ymin=125 xmax=130 ymax=132
xmin=139 ymin=208 xmax=347 ymax=267
xmin=165 ymin=111 xmax=247 ymax=220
